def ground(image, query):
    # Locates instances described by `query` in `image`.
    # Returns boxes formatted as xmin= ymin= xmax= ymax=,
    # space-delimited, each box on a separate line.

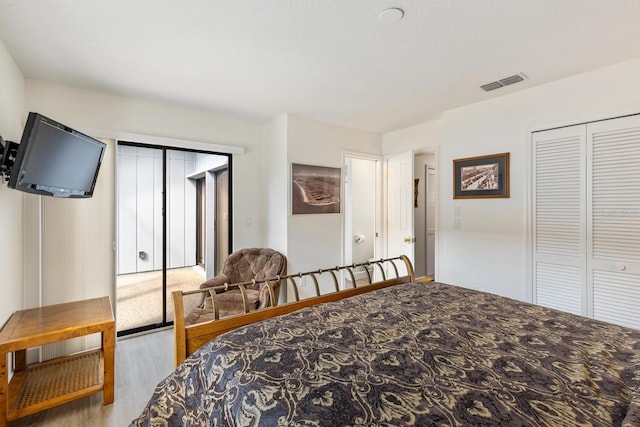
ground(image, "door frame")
xmin=213 ymin=167 xmax=230 ymax=276
xmin=195 ymin=177 xmax=206 ymax=268
xmin=414 ymin=154 xmax=438 ymax=278
xmin=115 ymin=141 xmax=233 ymax=336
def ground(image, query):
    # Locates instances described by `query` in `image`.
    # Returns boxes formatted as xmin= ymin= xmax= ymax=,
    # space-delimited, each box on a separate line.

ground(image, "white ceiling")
xmin=1 ymin=0 xmax=640 ymax=133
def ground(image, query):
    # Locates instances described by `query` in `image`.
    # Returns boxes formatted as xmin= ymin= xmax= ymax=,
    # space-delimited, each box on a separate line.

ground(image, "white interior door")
xmin=532 ymin=113 xmax=640 ymax=330
xmin=386 ymin=150 xmax=415 ymax=269
xmin=532 ymin=125 xmax=586 ymax=315
xmin=587 ymin=115 xmax=640 ymax=329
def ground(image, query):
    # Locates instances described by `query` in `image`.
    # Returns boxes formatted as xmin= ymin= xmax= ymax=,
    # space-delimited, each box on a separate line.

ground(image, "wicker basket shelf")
xmin=7 ymin=349 xmax=104 ymax=420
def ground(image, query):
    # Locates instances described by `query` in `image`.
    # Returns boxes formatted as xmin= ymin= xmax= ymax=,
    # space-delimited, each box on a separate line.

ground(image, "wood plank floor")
xmin=10 ymin=328 xmax=174 ymax=427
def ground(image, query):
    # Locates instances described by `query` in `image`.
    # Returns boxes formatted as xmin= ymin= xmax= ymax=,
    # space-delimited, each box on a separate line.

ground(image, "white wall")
xmin=263 ymin=115 xmax=288 ymax=255
xmin=25 ymin=80 xmax=264 ymax=251
xmin=286 ymin=115 xmax=381 ymax=297
xmin=386 ymin=57 xmax=640 ymax=302
xmin=383 ymin=120 xmax=442 ymax=155
xmin=0 ymin=39 xmax=25 ymax=326
xmin=38 ymin=137 xmax=116 ymax=359
xmin=20 ymin=80 xmax=264 ymax=318
xmin=262 ymin=114 xmax=382 ymax=301
xmin=16 ymin=46 xmax=640 ymax=315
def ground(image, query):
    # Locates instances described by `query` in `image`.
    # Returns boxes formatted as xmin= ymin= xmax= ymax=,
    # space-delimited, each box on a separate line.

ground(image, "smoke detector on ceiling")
xmin=379 ymin=8 xmax=404 ymax=23
xmin=481 ymin=73 xmax=528 ymax=92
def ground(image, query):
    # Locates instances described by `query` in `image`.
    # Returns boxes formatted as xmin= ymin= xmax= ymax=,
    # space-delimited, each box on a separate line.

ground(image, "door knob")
xmin=403 ymin=237 xmax=413 ymax=243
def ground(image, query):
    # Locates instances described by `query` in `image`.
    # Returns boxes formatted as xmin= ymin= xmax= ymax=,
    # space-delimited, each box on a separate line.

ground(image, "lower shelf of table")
xmin=7 ymin=349 xmax=104 ymax=421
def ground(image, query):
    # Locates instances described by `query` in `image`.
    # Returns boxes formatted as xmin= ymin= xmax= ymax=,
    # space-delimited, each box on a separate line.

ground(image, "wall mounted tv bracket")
xmin=0 ymin=136 xmax=19 ymax=181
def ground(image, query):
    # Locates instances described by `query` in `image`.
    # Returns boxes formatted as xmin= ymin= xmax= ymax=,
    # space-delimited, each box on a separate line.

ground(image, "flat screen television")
xmin=8 ymin=112 xmax=106 ymax=198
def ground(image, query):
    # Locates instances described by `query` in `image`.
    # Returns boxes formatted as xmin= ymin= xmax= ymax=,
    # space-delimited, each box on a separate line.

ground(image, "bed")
xmin=131 ymin=257 xmax=640 ymax=426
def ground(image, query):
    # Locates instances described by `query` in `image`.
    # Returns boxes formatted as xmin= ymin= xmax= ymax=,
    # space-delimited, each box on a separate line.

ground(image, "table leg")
xmin=102 ymin=325 xmax=115 ymax=405
xmin=0 ymin=352 xmax=8 ymax=427
xmin=13 ymin=350 xmax=26 ymax=372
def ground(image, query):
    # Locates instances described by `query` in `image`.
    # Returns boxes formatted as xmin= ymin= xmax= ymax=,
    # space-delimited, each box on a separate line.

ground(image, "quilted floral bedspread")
xmin=131 ymin=282 xmax=640 ymax=426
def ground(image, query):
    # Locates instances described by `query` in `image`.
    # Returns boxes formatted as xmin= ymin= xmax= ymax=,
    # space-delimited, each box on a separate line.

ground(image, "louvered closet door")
xmin=532 ymin=125 xmax=586 ymax=315
xmin=587 ymin=115 xmax=640 ymax=329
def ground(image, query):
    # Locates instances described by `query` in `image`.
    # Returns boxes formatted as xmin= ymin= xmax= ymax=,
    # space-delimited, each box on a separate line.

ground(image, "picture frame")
xmin=291 ymin=163 xmax=341 ymax=214
xmin=453 ymin=152 xmax=509 ymax=199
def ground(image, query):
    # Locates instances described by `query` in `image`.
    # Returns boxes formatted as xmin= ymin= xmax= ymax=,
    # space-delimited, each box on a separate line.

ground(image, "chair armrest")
xmin=197 ymin=274 xmax=231 ymax=307
xmin=199 ymin=274 xmax=230 ymax=290
xmin=258 ymin=280 xmax=280 ymax=309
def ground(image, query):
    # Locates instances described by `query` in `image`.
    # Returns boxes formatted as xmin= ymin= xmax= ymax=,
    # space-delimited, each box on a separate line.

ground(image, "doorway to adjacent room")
xmin=343 ymin=153 xmax=381 ymax=286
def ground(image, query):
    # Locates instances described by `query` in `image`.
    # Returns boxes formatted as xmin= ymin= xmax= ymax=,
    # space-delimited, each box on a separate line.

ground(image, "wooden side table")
xmin=0 ymin=297 xmax=114 ymax=426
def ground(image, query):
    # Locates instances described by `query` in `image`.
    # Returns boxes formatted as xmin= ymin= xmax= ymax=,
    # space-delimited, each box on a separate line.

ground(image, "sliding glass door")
xmin=116 ymin=143 xmax=231 ymax=335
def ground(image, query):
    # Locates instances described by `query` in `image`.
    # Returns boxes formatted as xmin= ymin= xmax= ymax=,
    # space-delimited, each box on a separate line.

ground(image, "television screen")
xmin=8 ymin=113 xmax=106 ymax=198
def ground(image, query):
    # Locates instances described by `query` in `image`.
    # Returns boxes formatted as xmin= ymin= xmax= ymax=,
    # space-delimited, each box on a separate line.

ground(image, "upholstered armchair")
xmin=185 ymin=248 xmax=287 ymax=324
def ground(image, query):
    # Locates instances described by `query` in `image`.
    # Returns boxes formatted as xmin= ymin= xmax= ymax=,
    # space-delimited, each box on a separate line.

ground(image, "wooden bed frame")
xmin=172 ymin=255 xmax=415 ymax=367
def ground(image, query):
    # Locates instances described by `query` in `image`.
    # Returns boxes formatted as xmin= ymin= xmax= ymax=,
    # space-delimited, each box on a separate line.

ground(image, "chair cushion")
xmin=184 ymin=289 xmax=261 ymax=325
xmin=223 ymin=248 xmax=286 ymax=288
xmin=209 ymin=288 xmax=260 ymax=306
xmin=184 ymin=307 xmax=213 ymax=325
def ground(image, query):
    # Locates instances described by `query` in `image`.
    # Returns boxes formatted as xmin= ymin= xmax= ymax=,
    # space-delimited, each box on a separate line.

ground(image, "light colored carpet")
xmin=117 ymin=267 xmax=205 ymax=332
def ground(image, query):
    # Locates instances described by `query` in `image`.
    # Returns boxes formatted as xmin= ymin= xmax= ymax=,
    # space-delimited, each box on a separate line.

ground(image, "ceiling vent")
xmin=481 ymin=73 xmax=528 ymax=92
xmin=480 ymin=81 xmax=504 ymax=92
